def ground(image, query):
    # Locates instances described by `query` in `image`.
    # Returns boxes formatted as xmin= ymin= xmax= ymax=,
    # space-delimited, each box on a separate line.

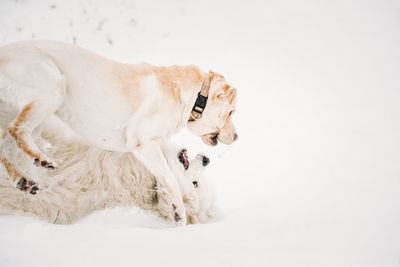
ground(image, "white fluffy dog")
xmin=0 ymin=106 xmax=219 ymax=224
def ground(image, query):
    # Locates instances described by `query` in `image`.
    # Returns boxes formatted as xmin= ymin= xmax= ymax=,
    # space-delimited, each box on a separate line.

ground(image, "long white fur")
xmin=0 ymin=113 xmax=219 ymax=224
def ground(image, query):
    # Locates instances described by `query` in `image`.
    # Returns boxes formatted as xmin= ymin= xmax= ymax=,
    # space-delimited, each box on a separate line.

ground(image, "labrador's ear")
xmin=215 ymin=86 xmax=237 ymax=104
xmin=209 ymin=70 xmax=225 ymax=87
xmin=226 ymin=88 xmax=237 ymax=104
xmin=209 ymin=70 xmax=224 ymax=80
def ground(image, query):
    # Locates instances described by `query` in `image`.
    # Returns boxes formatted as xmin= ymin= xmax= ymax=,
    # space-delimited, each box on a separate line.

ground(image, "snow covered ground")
xmin=1 ymin=0 xmax=400 ymax=266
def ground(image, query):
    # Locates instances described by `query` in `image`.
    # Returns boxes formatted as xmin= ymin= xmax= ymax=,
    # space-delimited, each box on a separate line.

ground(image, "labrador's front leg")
xmin=129 ymin=139 xmax=187 ymax=224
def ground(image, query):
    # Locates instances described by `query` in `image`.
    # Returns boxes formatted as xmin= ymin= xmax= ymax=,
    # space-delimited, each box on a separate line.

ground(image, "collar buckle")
xmin=190 ymin=73 xmax=211 ymax=121
xmin=191 ymin=93 xmax=208 ymax=120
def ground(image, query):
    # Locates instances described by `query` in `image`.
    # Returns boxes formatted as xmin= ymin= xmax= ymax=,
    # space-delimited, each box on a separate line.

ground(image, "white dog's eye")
xmin=229 ymin=110 xmax=234 ymax=116
xmin=193 ymin=181 xmax=198 ymax=188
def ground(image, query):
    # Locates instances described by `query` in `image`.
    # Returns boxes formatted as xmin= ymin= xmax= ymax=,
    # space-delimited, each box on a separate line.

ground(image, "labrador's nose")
xmin=234 ymin=133 xmax=239 ymax=141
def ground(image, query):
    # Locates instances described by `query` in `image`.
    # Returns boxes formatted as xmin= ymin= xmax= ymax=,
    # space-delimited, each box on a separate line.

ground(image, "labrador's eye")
xmin=229 ymin=111 xmax=233 ymax=116
xmin=193 ymin=181 xmax=198 ymax=188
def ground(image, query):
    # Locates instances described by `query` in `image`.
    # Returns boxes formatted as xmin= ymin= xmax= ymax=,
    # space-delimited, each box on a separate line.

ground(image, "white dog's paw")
xmin=172 ymin=203 xmax=187 ymax=225
xmin=155 ymin=186 xmax=187 ymax=225
xmin=187 ymin=214 xmax=199 ymax=224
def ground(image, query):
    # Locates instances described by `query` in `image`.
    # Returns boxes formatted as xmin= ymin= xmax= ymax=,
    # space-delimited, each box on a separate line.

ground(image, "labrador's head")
xmin=188 ymin=71 xmax=238 ymax=146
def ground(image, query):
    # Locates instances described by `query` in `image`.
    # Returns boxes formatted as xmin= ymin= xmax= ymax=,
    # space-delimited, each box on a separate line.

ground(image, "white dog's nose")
xmin=202 ymin=155 xmax=210 ymax=166
xmin=234 ymin=133 xmax=239 ymax=141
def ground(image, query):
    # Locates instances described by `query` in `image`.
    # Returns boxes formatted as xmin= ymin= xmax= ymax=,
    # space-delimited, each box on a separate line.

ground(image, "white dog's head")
xmin=187 ymin=71 xmax=238 ymax=146
xmin=177 ymin=149 xmax=220 ymax=224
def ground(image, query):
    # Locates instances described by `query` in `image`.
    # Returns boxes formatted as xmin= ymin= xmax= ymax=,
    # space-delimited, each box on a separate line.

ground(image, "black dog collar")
xmin=191 ymin=93 xmax=208 ymax=120
xmin=191 ymin=73 xmax=211 ymax=120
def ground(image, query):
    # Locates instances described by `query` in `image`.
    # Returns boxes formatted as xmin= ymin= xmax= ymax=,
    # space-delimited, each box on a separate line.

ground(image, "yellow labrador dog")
xmin=0 ymin=40 xmax=237 ymax=223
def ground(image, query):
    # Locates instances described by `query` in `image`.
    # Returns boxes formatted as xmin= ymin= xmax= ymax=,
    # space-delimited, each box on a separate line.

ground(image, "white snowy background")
xmin=1 ymin=0 xmax=400 ymax=266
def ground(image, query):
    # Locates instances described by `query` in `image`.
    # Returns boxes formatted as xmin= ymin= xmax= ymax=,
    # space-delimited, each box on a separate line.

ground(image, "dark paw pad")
xmin=34 ymin=158 xmax=55 ymax=170
xmin=16 ymin=177 xmax=39 ymax=194
xmin=45 ymin=163 xmax=55 ymax=170
xmin=172 ymin=204 xmax=181 ymax=222
xmin=29 ymin=186 xmax=39 ymax=195
xmin=174 ymin=212 xmax=181 ymax=222
xmin=16 ymin=177 xmax=28 ymax=190
xmin=34 ymin=158 xmax=40 ymax=167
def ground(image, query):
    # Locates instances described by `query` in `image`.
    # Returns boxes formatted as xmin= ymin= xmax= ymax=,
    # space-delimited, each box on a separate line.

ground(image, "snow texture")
xmin=1 ymin=0 xmax=400 ymax=266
